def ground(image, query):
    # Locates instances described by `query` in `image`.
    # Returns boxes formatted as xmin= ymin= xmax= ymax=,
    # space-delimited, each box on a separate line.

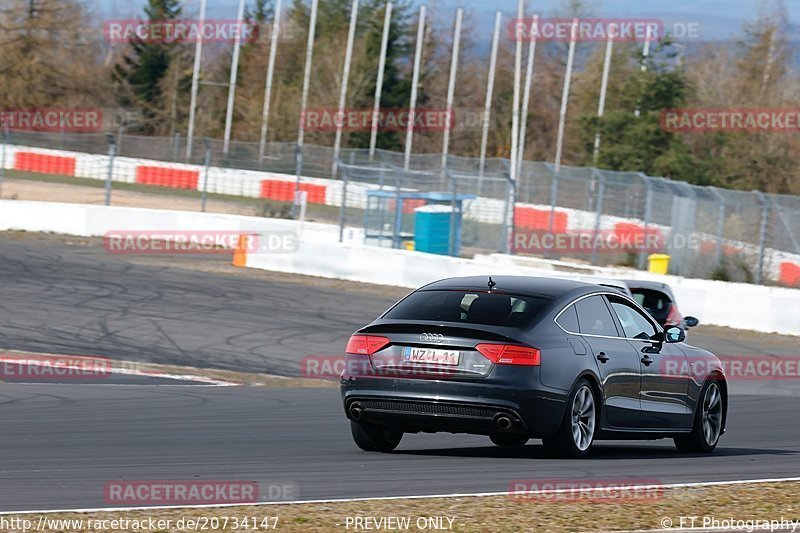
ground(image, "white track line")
xmin=2 ymin=476 xmax=799 ymax=516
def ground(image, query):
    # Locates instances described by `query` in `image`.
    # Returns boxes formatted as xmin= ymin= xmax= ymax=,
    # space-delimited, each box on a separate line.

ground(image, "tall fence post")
xmin=637 ymin=174 xmax=653 ymax=270
xmin=173 ymin=133 xmax=181 ymax=162
xmin=707 ymin=186 xmax=726 ymax=271
xmin=590 ymin=170 xmax=605 ymax=266
xmin=502 ymin=171 xmax=516 ymax=254
xmin=754 ymin=190 xmax=771 ymax=285
xmin=0 ymin=126 xmax=9 ymax=199
xmin=338 ymin=161 xmax=349 ymax=243
xmin=448 ymin=171 xmax=458 ymax=256
xmin=547 ymin=165 xmax=559 ymax=233
xmin=104 ymin=134 xmax=117 ymax=206
xmin=201 ymin=138 xmax=211 ymax=212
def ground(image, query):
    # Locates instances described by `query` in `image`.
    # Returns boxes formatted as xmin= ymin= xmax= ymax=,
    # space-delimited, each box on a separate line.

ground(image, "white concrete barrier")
xmin=1 ymin=200 xmax=798 ymax=336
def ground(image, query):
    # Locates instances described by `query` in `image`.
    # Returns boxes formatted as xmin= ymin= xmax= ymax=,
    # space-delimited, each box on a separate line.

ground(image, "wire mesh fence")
xmin=2 ymin=129 xmax=799 ymax=286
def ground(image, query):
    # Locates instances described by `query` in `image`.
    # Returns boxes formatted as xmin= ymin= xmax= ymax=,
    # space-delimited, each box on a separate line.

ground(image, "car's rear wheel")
xmin=542 ymin=379 xmax=597 ymax=458
xmin=350 ymin=421 xmax=403 ymax=452
xmin=490 ymin=434 xmax=529 ymax=447
xmin=674 ymin=380 xmax=723 ymax=453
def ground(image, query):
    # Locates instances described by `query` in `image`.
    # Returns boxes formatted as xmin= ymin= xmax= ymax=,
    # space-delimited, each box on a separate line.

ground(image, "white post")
xmin=294 ymin=0 xmax=320 ymax=199
xmin=554 ymin=17 xmax=578 ymax=173
xmin=331 ymin=0 xmax=360 ymax=180
xmin=508 ymin=1 xmax=523 ymax=185
xmin=223 ymin=0 xmax=247 ymax=154
xmin=403 ymin=5 xmax=426 ymax=171
xmin=369 ymin=2 xmax=392 ymax=161
xmin=477 ymin=10 xmax=501 ymax=189
xmin=516 ymin=14 xmax=538 ymax=179
xmin=440 ymin=8 xmax=463 ymax=175
xmin=504 ymin=0 xmax=524 ymax=253
xmin=259 ymin=0 xmax=283 ymax=162
xmin=592 ymin=24 xmax=614 ymax=163
xmin=186 ymin=0 xmax=207 ymax=160
xmin=634 ymin=25 xmax=652 ymax=118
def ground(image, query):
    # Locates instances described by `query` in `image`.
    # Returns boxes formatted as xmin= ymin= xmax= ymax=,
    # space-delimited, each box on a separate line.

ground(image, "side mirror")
xmin=664 ymin=326 xmax=685 ymax=343
xmin=684 ymin=316 xmax=699 ymax=328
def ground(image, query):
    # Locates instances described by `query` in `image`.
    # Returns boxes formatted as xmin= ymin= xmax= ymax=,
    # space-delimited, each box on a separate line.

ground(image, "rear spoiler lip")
xmin=358 ymin=320 xmax=524 ymax=343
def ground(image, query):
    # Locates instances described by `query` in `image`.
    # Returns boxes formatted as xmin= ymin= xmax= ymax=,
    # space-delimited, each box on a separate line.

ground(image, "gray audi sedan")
xmin=340 ymin=276 xmax=727 ymax=458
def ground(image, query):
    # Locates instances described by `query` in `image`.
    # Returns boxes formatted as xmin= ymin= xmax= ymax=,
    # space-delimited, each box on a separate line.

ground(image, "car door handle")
xmin=641 ymin=355 xmax=654 ymax=366
xmin=596 ymin=352 xmax=610 ymax=363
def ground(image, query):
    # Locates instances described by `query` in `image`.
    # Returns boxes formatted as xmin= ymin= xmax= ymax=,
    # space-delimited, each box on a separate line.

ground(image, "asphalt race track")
xmin=0 ymin=234 xmax=798 ymax=512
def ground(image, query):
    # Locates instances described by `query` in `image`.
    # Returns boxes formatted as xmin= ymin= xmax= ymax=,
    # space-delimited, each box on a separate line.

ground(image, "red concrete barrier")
xmin=779 ymin=262 xmax=800 ymax=287
xmin=14 ymin=152 xmax=76 ymax=176
xmin=613 ymin=222 xmax=665 ymax=251
xmin=514 ymin=206 xmax=568 ymax=233
xmin=136 ymin=166 xmax=199 ymax=189
xmin=260 ymin=180 xmax=326 ymax=204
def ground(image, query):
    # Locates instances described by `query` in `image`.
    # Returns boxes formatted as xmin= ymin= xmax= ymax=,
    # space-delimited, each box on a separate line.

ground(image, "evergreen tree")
xmin=113 ymin=0 xmax=183 ymax=133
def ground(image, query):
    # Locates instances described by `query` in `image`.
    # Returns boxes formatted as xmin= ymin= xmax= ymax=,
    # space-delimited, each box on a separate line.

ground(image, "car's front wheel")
xmin=350 ymin=421 xmax=403 ymax=452
xmin=542 ymin=379 xmax=597 ymax=458
xmin=674 ymin=379 xmax=724 ymax=453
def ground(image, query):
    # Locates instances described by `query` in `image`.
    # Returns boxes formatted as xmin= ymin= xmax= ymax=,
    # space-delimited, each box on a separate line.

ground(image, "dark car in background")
xmin=624 ymin=280 xmax=699 ymax=330
xmin=340 ymin=276 xmax=726 ymax=458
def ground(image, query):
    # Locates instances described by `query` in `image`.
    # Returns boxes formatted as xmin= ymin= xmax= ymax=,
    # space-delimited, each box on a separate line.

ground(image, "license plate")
xmin=403 ymin=347 xmax=460 ymax=365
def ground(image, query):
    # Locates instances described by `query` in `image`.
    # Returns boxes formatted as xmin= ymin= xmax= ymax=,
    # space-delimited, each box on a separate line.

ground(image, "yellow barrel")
xmin=647 ymin=254 xmax=670 ymax=275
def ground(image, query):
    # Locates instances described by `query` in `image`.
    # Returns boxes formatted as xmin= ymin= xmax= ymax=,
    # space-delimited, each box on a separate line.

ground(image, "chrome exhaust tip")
xmin=495 ymin=414 xmax=513 ymax=431
xmin=349 ymin=403 xmax=364 ymax=421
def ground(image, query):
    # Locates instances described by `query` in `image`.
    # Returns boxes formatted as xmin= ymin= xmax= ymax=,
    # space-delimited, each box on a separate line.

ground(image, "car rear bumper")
xmin=341 ymin=375 xmax=566 ymax=438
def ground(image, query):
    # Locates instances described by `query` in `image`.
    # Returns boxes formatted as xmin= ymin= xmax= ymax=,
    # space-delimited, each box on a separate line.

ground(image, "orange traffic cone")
xmin=232 ymin=234 xmax=248 ymax=267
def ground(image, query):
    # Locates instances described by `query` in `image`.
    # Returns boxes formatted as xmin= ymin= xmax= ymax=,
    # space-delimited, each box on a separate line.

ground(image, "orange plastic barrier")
xmin=260 ymin=180 xmax=326 ymax=204
xmin=136 ymin=166 xmax=199 ymax=189
xmin=14 ymin=152 xmax=76 ymax=176
xmin=514 ymin=206 xmax=568 ymax=232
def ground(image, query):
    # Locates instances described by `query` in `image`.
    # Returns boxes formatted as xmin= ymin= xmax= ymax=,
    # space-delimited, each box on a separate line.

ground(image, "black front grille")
xmin=357 ymin=399 xmax=500 ymax=420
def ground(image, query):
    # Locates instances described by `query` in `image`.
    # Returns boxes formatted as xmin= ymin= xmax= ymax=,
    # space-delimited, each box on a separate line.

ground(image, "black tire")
xmin=674 ymin=379 xmax=724 ymax=454
xmin=542 ymin=379 xmax=597 ymax=458
xmin=350 ymin=421 xmax=403 ymax=452
xmin=490 ymin=433 xmax=529 ymax=447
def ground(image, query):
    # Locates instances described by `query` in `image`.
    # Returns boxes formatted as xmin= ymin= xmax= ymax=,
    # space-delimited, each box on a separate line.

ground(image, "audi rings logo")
xmin=420 ymin=333 xmax=445 ymax=343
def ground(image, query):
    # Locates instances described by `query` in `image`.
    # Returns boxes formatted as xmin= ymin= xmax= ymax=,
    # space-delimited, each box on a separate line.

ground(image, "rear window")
xmin=383 ymin=290 xmax=550 ymax=328
xmin=630 ymin=289 xmax=672 ymax=316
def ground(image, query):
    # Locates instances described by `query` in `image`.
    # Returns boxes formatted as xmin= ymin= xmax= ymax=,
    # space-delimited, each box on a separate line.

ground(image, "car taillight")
xmin=345 ymin=334 xmax=391 ymax=355
xmin=475 ymin=343 xmax=540 ymax=366
xmin=665 ymin=303 xmax=683 ymax=327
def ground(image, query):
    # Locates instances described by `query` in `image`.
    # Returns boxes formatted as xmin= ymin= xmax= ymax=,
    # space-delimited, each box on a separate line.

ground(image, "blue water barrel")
xmin=414 ymin=205 xmax=453 ymax=255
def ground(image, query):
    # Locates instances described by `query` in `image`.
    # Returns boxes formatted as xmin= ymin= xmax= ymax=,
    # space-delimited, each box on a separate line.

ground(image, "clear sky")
xmin=96 ymin=0 xmax=796 ymax=41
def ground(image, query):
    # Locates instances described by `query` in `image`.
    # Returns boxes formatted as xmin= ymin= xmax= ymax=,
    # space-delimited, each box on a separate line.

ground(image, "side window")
xmin=574 ymin=296 xmax=619 ymax=337
xmin=608 ymin=296 xmax=658 ymax=340
xmin=556 ymin=304 xmax=580 ymax=333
